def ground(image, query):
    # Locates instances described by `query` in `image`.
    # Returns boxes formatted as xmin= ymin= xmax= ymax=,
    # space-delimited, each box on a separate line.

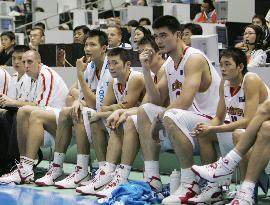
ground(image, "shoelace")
xmin=106 ymin=174 xmax=121 ymax=188
xmin=46 ymin=163 xmax=59 ymax=176
xmin=65 ymin=166 xmax=81 ymax=180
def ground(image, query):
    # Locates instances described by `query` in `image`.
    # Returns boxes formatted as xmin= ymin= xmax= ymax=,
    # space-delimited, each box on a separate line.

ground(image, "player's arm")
xmin=210 ymin=75 xmax=261 ymax=133
xmin=165 ymin=54 xmax=204 ymax=111
xmin=104 ymin=75 xmax=145 ymax=112
xmin=77 ymin=61 xmax=96 ymax=108
xmin=143 ymin=68 xmax=168 ymax=106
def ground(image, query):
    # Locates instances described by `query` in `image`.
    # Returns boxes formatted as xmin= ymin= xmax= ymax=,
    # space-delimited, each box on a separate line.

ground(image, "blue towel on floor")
xmin=98 ymin=181 xmax=165 ymax=205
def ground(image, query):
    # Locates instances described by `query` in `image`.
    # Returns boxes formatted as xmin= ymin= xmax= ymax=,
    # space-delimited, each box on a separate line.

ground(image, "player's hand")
xmin=106 ymin=110 xmax=121 ymax=130
xmin=190 ymin=123 xmax=212 ymax=138
xmin=76 ymin=57 xmax=87 ymax=73
xmin=115 ymin=111 xmax=129 ymax=128
xmin=71 ymin=100 xmax=83 ymax=122
xmin=0 ymin=94 xmax=15 ymax=107
xmin=139 ymin=48 xmax=154 ymax=71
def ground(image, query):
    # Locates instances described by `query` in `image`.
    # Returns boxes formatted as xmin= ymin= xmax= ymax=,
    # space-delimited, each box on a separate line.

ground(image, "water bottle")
xmin=170 ymin=169 xmax=181 ymax=194
xmin=91 ymin=159 xmax=99 ymax=178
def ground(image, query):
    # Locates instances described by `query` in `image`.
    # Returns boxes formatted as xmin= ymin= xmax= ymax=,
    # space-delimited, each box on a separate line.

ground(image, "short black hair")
xmin=107 ymin=47 xmax=131 ymax=64
xmin=34 ymin=22 xmax=46 ymax=30
xmin=134 ymin=26 xmax=152 ymax=37
xmin=0 ymin=31 xmax=15 ymax=41
xmin=203 ymin=0 xmax=215 ymax=11
xmin=220 ymin=47 xmax=248 ymax=75
xmin=183 ymin=23 xmax=203 ymax=35
xmin=13 ymin=45 xmax=30 ymax=53
xmin=87 ymin=29 xmax=108 ymax=46
xmin=152 ymin=15 xmax=181 ymax=34
xmin=252 ymin=14 xmax=268 ymax=28
xmin=137 ymin=35 xmax=159 ymax=53
xmin=127 ymin=20 xmax=139 ymax=27
xmin=139 ymin=18 xmax=151 ymax=25
xmin=73 ymin=25 xmax=90 ymax=35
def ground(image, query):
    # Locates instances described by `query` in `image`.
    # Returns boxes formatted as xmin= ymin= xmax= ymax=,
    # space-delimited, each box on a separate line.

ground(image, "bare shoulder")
xmin=244 ymin=73 xmax=262 ymax=86
xmin=185 ymin=53 xmax=207 ymax=69
xmin=129 ymin=74 xmax=144 ymax=85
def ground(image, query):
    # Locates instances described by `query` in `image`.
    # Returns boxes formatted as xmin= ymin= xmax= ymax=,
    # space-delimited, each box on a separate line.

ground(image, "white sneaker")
xmin=226 ymin=189 xmax=255 ymax=205
xmin=54 ymin=165 xmax=90 ymax=189
xmin=188 ymin=183 xmax=224 ymax=205
xmin=145 ymin=175 xmax=163 ymax=193
xmin=162 ymin=181 xmax=200 ymax=205
xmin=0 ymin=163 xmax=34 ymax=184
xmin=96 ymin=170 xmax=128 ymax=198
xmin=35 ymin=163 xmax=63 ymax=186
xmin=76 ymin=168 xmax=114 ymax=195
xmin=192 ymin=158 xmax=233 ymax=183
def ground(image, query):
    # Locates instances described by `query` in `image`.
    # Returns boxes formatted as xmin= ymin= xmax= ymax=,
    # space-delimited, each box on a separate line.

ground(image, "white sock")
xmin=223 ymin=149 xmax=242 ymax=170
xmin=53 ymin=152 xmax=65 ymax=167
xmin=181 ymin=167 xmax=195 ymax=184
xmin=21 ymin=156 xmax=34 ymax=174
xmin=99 ymin=161 xmax=106 ymax=168
xmin=118 ymin=164 xmax=131 ymax=179
xmin=103 ymin=162 xmax=116 ymax=172
xmin=144 ymin=161 xmax=160 ymax=178
xmin=77 ymin=154 xmax=89 ymax=171
xmin=241 ymin=180 xmax=255 ymax=196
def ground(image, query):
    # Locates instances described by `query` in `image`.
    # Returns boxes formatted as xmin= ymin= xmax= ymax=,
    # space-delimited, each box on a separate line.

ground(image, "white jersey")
xmin=165 ymin=47 xmax=220 ymax=116
xmin=0 ymin=67 xmax=10 ymax=94
xmin=27 ymin=64 xmax=69 ymax=108
xmin=113 ymin=70 xmax=142 ymax=103
xmin=224 ymin=72 xmax=270 ymax=122
xmin=7 ymin=73 xmax=32 ymax=101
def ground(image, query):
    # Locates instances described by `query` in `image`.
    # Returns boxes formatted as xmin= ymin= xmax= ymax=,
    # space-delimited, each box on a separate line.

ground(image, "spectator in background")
xmin=123 ymin=20 xmax=139 ymax=44
xmin=28 ymin=27 xmax=44 ymax=50
xmin=193 ymin=0 xmax=217 ymax=23
xmin=137 ymin=0 xmax=147 ymax=6
xmin=107 ymin=25 xmax=132 ymax=49
xmin=252 ymin=14 xmax=270 ymax=49
xmin=73 ymin=25 xmax=90 ymax=44
xmin=34 ymin=22 xmax=46 ymax=31
xmin=0 ymin=31 xmax=15 ymax=66
xmin=182 ymin=23 xmax=203 ymax=46
xmin=139 ymin=18 xmax=151 ymax=26
xmin=133 ymin=26 xmax=151 ymax=50
xmin=235 ymin=24 xmax=267 ymax=67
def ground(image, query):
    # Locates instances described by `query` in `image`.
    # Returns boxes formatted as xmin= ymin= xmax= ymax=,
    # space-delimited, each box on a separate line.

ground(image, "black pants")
xmin=0 ymin=109 xmax=19 ymax=175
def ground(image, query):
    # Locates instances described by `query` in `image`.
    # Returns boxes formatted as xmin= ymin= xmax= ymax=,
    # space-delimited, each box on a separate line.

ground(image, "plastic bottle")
xmin=170 ymin=169 xmax=181 ymax=194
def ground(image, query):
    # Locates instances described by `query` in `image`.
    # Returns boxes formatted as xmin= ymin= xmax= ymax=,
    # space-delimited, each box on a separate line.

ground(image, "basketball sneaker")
xmin=162 ymin=181 xmax=200 ymax=205
xmin=192 ymin=158 xmax=234 ymax=183
xmin=54 ymin=165 xmax=90 ymax=189
xmin=35 ymin=163 xmax=63 ymax=186
xmin=76 ymin=167 xmax=114 ymax=195
xmin=188 ymin=183 xmax=224 ymax=205
xmin=0 ymin=162 xmax=34 ymax=184
xmin=226 ymin=189 xmax=255 ymax=205
xmin=96 ymin=170 xmax=128 ymax=198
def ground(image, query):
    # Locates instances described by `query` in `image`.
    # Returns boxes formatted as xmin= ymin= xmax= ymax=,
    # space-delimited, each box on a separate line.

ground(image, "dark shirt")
xmin=0 ymin=46 xmax=14 ymax=66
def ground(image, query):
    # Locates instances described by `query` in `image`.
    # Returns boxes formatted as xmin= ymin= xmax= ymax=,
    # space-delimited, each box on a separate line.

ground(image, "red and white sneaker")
xmin=96 ymin=171 xmax=128 ymax=198
xmin=54 ymin=165 xmax=90 ymax=189
xmin=188 ymin=183 xmax=224 ymax=205
xmin=192 ymin=158 xmax=233 ymax=183
xmin=162 ymin=181 xmax=200 ymax=205
xmin=76 ymin=168 xmax=114 ymax=195
xmin=35 ymin=163 xmax=63 ymax=186
xmin=226 ymin=189 xmax=255 ymax=205
xmin=0 ymin=163 xmax=34 ymax=184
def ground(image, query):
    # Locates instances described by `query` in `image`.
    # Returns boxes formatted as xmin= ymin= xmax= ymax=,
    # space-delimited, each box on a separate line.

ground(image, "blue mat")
xmin=0 ymin=184 xmax=98 ymax=205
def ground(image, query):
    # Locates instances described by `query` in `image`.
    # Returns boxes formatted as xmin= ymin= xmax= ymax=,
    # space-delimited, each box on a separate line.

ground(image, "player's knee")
xmin=17 ymin=105 xmax=33 ymax=121
xmin=137 ymin=105 xmax=148 ymax=122
xmin=257 ymin=121 xmax=270 ymax=142
xmin=232 ymin=129 xmax=245 ymax=145
xmin=29 ymin=110 xmax=44 ymax=124
xmin=125 ymin=116 xmax=135 ymax=130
